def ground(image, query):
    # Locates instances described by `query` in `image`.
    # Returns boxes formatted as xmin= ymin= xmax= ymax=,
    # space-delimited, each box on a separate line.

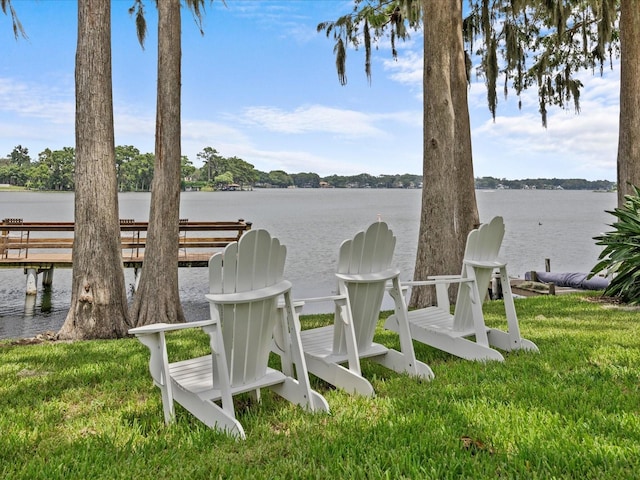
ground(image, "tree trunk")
xmin=58 ymin=0 xmax=130 ymax=340
xmin=410 ymin=0 xmax=458 ymax=308
xmin=451 ymin=0 xmax=479 ymax=256
xmin=616 ymin=0 xmax=640 ymax=207
xmin=130 ymin=0 xmax=185 ymax=326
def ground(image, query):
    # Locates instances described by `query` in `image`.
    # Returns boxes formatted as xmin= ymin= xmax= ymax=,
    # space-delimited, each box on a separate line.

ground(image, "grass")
xmin=1 ymin=293 xmax=639 ymax=479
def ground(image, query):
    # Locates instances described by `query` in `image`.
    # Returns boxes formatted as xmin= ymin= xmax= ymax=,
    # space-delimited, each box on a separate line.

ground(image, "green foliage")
xmin=196 ymin=146 xmax=226 ymax=183
xmin=1 ymin=0 xmax=27 ymax=39
xmin=291 ymin=172 xmax=320 ymax=188
xmin=1 ymin=294 xmax=640 ymax=478
xmin=318 ymin=0 xmax=421 ymax=85
xmin=475 ymin=176 xmax=615 ymax=191
xmin=128 ymin=0 xmax=147 ymax=48
xmin=467 ymin=0 xmax=619 ymax=126
xmin=591 ymin=185 xmax=640 ymax=303
xmin=267 ymin=170 xmax=293 ymax=188
xmin=0 ymin=144 xmax=615 ymax=192
xmin=214 ymin=171 xmax=233 ymax=185
xmin=320 ymin=1 xmax=619 ymax=126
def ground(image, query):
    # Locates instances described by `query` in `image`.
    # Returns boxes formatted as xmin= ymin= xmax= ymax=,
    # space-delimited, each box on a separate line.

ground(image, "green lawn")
xmin=1 ymin=293 xmax=639 ymax=479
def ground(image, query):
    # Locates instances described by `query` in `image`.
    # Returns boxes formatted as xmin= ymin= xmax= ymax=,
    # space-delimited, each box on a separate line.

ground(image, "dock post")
xmin=134 ymin=267 xmax=141 ymax=291
xmin=24 ymin=294 xmax=36 ymax=316
xmin=25 ymin=268 xmax=38 ymax=295
xmin=545 ymin=258 xmax=551 ymax=272
xmin=42 ymin=268 xmax=54 ymax=287
xmin=491 ymin=272 xmax=503 ymax=299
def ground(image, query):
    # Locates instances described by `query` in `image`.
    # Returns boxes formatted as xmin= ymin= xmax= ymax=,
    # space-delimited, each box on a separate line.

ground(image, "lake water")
xmin=0 ymin=188 xmax=617 ymax=339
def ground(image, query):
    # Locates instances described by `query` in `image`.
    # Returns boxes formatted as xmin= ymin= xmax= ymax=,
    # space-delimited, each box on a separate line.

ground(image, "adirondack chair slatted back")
xmin=208 ymin=229 xmax=286 ymax=387
xmin=333 ymin=221 xmax=396 ymax=353
xmin=453 ymin=216 xmax=505 ymax=331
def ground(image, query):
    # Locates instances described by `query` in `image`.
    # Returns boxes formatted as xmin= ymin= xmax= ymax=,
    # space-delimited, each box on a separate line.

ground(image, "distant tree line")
xmin=0 ymin=144 xmax=423 ymax=191
xmin=475 ymin=176 xmax=616 ymax=191
xmin=0 ymin=145 xmax=615 ymax=192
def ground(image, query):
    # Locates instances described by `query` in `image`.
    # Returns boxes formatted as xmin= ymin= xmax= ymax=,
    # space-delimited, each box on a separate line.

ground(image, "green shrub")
xmin=591 ymin=185 xmax=640 ymax=303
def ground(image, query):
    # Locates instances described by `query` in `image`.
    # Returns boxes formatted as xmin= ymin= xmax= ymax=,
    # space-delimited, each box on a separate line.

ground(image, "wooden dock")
xmin=1 ymin=218 xmax=252 ymax=294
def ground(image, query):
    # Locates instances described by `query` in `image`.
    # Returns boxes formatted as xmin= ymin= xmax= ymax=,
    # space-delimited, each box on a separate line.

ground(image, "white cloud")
xmin=240 ymin=105 xmax=390 ymax=138
xmin=0 ymin=77 xmax=74 ymax=124
xmin=382 ymin=50 xmax=422 ymax=87
xmin=471 ymin=63 xmax=620 ymax=179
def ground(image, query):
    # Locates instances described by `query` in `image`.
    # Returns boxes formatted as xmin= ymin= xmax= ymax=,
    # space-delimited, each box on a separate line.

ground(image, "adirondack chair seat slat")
xmin=300 ymin=326 xmax=388 ymax=361
xmin=385 ymin=216 xmax=539 ymax=362
xmin=169 ymin=356 xmax=287 ymax=396
xmin=130 ymin=229 xmax=329 ymax=439
xmin=407 ymin=308 xmax=479 ymax=337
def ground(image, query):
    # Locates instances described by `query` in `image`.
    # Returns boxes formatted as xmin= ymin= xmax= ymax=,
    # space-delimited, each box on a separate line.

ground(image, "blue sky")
xmin=0 ymin=0 xmax=620 ymax=180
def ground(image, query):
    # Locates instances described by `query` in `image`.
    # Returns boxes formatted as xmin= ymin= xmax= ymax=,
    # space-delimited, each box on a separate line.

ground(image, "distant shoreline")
xmin=0 ymin=185 xmax=618 ymax=193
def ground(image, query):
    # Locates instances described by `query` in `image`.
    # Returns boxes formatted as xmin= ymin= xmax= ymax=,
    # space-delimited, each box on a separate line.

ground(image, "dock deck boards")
xmin=0 ymin=252 xmax=215 ymax=269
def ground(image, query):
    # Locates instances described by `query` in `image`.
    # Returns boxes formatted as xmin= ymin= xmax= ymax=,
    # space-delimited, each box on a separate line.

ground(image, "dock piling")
xmin=25 ymin=268 xmax=38 ymax=295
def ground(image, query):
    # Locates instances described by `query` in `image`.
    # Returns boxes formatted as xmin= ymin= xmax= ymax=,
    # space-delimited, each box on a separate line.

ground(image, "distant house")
xmin=319 ymin=181 xmax=330 ymax=188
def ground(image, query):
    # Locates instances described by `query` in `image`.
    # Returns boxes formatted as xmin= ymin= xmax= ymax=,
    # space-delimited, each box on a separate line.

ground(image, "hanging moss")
xmin=468 ymin=0 xmax=619 ymax=126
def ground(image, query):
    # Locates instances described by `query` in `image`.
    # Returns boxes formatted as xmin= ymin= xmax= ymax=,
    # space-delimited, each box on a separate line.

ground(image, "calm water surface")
xmin=0 ymin=189 xmax=617 ymax=339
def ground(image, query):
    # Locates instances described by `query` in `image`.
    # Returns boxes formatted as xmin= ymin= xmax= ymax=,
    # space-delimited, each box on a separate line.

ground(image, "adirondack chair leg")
xmin=385 ymin=313 xmax=505 ymax=362
xmin=134 ymin=332 xmax=176 ymax=424
xmin=372 ymin=349 xmax=435 ymax=380
xmin=202 ymin=321 xmax=235 ymax=418
xmin=171 ymin=387 xmax=246 ymax=439
xmin=485 ymin=268 xmax=539 ymax=353
xmin=270 ymin=292 xmax=330 ymax=412
xmin=335 ymin=293 xmax=363 ymax=377
xmin=272 ymin=302 xmax=297 ymax=378
xmin=304 ymin=293 xmax=375 ymax=396
xmin=375 ymin=278 xmax=434 ymax=380
xmin=304 ymin=356 xmax=376 ymax=397
xmin=464 ymin=268 xmax=491 ymax=348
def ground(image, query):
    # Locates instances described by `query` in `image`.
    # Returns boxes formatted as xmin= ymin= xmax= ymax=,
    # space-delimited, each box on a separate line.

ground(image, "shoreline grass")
xmin=1 ymin=293 xmax=639 ymax=479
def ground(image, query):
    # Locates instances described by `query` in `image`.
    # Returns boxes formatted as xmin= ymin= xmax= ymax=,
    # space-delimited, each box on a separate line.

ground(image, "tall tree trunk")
xmin=58 ymin=0 xmax=130 ymax=339
xmin=616 ymin=0 xmax=640 ymax=207
xmin=451 ymin=0 xmax=479 ymax=256
xmin=130 ymin=0 xmax=184 ymax=326
xmin=410 ymin=0 xmax=458 ymax=308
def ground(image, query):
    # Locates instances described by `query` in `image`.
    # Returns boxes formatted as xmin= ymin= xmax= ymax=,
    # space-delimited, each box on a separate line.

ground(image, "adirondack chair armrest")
xmin=205 ymin=280 xmax=292 ymax=304
xmin=464 ymin=259 xmax=506 ymax=269
xmin=335 ymin=267 xmax=400 ymax=283
xmin=399 ymin=277 xmax=476 ymax=310
xmin=129 ymin=320 xmax=221 ymax=396
xmin=292 ymin=293 xmax=347 ymax=304
xmin=400 ymin=276 xmax=474 ymax=288
xmin=286 ymin=293 xmax=351 ymax=318
xmin=427 ymin=274 xmax=463 ymax=281
xmin=128 ymin=319 xmax=218 ymax=336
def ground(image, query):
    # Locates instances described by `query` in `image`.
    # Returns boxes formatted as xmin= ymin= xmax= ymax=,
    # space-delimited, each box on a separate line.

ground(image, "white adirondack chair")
xmin=279 ymin=221 xmax=434 ymax=397
xmin=385 ymin=216 xmax=538 ymax=362
xmin=129 ymin=229 xmax=329 ymax=439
